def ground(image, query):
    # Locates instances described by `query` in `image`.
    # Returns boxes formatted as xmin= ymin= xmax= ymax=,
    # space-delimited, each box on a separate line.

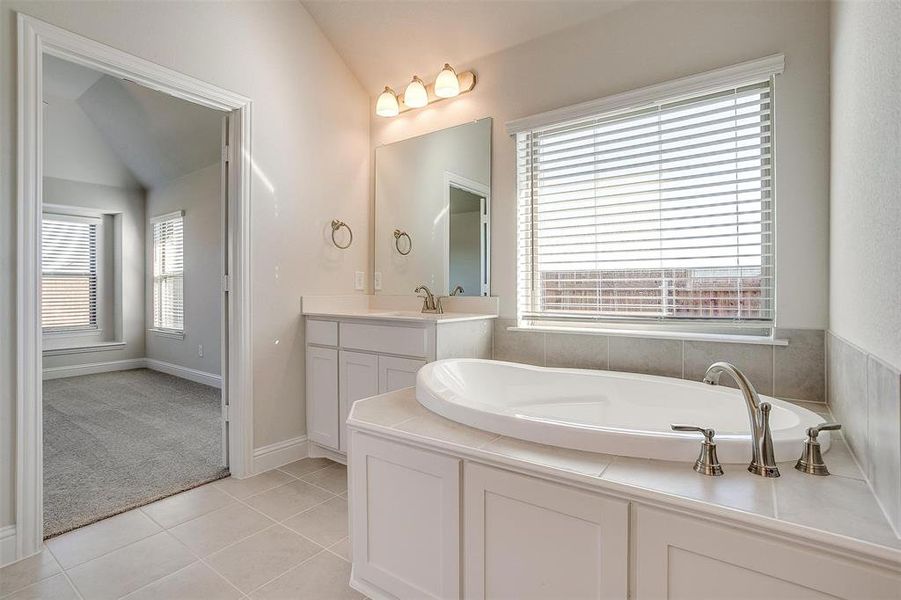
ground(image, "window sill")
xmin=508 ymin=324 xmax=789 ymax=346
xmin=43 ymin=341 xmax=126 ymax=356
xmin=149 ymin=328 xmax=185 ymax=340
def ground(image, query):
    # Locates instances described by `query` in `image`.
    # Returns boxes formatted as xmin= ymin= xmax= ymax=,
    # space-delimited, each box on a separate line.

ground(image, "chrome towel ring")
xmin=331 ymin=220 xmax=353 ymax=249
xmin=394 ymin=229 xmax=412 ymax=255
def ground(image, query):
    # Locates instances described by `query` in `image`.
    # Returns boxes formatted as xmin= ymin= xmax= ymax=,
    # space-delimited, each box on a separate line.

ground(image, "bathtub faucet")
xmin=703 ymin=362 xmax=780 ymax=478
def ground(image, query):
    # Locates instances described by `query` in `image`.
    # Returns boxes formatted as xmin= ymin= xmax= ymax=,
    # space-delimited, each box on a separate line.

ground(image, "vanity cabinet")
xmin=305 ymin=315 xmax=492 ymax=455
xmin=464 ymin=464 xmax=629 ymax=600
xmin=633 ymin=506 xmax=901 ymax=600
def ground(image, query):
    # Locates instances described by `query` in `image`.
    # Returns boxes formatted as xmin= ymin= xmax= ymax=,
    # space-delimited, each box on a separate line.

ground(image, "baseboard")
xmin=144 ymin=359 xmax=222 ymax=389
xmin=0 ymin=525 xmax=17 ymax=567
xmin=42 ymin=358 xmax=146 ymax=380
xmin=308 ymin=441 xmax=347 ymax=465
xmin=253 ymin=435 xmax=309 ymax=473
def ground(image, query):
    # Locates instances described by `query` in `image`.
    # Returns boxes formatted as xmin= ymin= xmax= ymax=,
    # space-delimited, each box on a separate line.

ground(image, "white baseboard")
xmin=253 ymin=435 xmax=309 ymax=474
xmin=308 ymin=441 xmax=347 ymax=465
xmin=42 ymin=358 xmax=146 ymax=380
xmin=144 ymin=359 xmax=222 ymax=389
xmin=0 ymin=525 xmax=17 ymax=567
xmin=41 ymin=357 xmax=222 ymax=388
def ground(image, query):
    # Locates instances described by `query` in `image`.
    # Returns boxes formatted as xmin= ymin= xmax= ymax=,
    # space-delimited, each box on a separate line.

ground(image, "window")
xmin=515 ymin=62 xmax=779 ymax=333
xmin=152 ymin=211 xmax=185 ymax=333
xmin=42 ymin=215 xmax=100 ymax=333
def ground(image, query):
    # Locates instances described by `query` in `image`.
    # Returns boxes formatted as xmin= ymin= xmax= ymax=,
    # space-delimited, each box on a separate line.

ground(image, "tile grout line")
xmin=242 ymin=548 xmax=329 ymax=597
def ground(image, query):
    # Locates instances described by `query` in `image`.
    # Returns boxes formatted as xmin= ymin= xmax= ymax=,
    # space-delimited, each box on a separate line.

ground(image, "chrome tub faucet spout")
xmin=703 ymin=362 xmax=780 ymax=478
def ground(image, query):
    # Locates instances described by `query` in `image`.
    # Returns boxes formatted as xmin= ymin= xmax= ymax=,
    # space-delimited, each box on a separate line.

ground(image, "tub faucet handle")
xmin=795 ymin=422 xmax=841 ymax=476
xmin=671 ymin=424 xmax=724 ymax=476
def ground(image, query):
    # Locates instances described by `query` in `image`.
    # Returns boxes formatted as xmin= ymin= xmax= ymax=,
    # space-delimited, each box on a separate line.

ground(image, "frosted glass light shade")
xmin=434 ymin=64 xmax=460 ymax=98
xmin=376 ymin=86 xmax=399 ymax=117
xmin=403 ymin=76 xmax=428 ymax=108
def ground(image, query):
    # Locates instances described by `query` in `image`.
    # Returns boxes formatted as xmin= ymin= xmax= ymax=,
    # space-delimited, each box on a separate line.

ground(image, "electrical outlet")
xmin=198 ymin=344 xmax=203 ymax=357
xmin=374 ymin=271 xmax=382 ymax=291
xmin=354 ymin=271 xmax=365 ymax=291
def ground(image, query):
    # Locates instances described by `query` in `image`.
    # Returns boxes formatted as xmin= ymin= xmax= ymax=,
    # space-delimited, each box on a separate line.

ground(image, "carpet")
xmin=43 ymin=368 xmax=229 ymax=538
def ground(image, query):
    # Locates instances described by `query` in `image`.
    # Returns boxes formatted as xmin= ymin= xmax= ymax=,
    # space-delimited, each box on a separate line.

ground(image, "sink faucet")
xmin=703 ymin=362 xmax=780 ymax=478
xmin=414 ymin=285 xmax=443 ymax=314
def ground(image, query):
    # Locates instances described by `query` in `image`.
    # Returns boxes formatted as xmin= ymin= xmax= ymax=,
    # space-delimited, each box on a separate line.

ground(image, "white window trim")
xmin=509 ymin=54 xmax=784 ymax=337
xmin=151 ymin=209 xmax=185 ymax=334
xmin=506 ymin=54 xmax=784 ymax=135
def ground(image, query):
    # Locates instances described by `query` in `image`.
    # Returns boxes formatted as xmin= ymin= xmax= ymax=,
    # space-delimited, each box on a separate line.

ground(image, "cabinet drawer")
xmin=307 ymin=319 xmax=338 ymax=346
xmin=340 ymin=322 xmax=428 ymax=357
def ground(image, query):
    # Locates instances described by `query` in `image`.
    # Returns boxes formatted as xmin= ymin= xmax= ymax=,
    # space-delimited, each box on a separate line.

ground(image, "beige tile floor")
xmin=1 ymin=459 xmax=363 ymax=600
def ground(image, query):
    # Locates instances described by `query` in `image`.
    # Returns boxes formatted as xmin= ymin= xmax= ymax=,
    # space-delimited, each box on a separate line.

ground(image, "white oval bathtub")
xmin=415 ymin=359 xmax=829 ymax=464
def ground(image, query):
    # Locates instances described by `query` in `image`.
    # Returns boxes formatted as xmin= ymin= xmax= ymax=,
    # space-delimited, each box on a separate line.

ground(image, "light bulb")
xmin=375 ymin=86 xmax=399 ymax=117
xmin=434 ymin=63 xmax=460 ymax=98
xmin=403 ymin=75 xmax=428 ymax=108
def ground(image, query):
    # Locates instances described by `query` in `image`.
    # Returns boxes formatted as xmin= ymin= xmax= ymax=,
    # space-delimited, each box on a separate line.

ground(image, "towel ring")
xmin=394 ymin=229 xmax=412 ymax=255
xmin=330 ymin=220 xmax=353 ymax=249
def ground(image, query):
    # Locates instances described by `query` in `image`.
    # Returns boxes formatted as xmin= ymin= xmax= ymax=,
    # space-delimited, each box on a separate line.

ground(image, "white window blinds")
xmin=42 ymin=215 xmax=99 ymax=332
xmin=152 ymin=212 xmax=184 ymax=332
xmin=516 ymin=78 xmax=774 ymax=328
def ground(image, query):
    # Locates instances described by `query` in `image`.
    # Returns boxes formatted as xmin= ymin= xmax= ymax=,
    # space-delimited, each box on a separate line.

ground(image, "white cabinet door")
xmin=378 ymin=355 xmax=425 ymax=393
xmin=464 ymin=463 xmax=629 ymax=600
xmin=338 ymin=351 xmax=378 ymax=452
xmin=305 ymin=346 xmax=339 ymax=450
xmin=350 ymin=432 xmax=461 ymax=600
xmin=634 ymin=505 xmax=901 ymax=600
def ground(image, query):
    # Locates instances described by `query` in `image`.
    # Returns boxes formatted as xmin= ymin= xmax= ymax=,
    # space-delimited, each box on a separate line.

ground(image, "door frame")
xmin=16 ymin=13 xmax=254 ymax=560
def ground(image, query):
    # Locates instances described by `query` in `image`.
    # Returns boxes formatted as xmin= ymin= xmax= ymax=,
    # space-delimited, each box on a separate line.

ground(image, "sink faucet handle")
xmin=671 ymin=424 xmax=724 ymax=476
xmin=796 ymin=422 xmax=841 ymax=476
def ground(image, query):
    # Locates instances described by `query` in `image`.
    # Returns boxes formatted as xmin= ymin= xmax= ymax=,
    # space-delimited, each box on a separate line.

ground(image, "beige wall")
xmin=145 ymin=163 xmax=222 ymax=376
xmin=829 ymin=0 xmax=901 ymax=370
xmin=0 ymin=1 xmax=370 ymax=528
xmin=370 ymin=0 xmax=831 ymax=329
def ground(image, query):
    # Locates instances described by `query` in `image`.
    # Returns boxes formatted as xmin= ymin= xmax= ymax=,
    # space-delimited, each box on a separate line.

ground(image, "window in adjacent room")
xmin=42 ymin=214 xmax=100 ymax=333
xmin=514 ymin=61 xmax=779 ymax=335
xmin=151 ymin=210 xmax=185 ymax=333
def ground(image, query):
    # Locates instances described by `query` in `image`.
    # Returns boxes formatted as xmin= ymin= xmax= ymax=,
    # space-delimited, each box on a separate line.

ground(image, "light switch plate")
xmin=354 ymin=271 xmax=365 ymax=290
xmin=374 ymin=271 xmax=382 ymax=291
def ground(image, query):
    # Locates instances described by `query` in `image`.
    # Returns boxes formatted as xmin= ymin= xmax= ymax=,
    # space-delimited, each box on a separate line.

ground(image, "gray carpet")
xmin=43 ymin=368 xmax=229 ymax=538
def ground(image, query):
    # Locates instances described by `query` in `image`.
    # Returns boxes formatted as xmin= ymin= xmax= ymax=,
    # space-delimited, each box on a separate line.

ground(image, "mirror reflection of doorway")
xmin=448 ymin=185 xmax=488 ymax=297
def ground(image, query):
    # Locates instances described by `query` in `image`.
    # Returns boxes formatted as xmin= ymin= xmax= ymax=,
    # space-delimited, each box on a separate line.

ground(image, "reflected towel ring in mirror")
xmin=394 ymin=229 xmax=412 ymax=255
xmin=330 ymin=220 xmax=353 ymax=249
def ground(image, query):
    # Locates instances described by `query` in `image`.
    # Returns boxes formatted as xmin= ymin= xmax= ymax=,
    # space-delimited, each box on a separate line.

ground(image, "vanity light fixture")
xmin=376 ymin=86 xmax=400 ymax=117
xmin=434 ymin=63 xmax=460 ymax=98
xmin=377 ymin=64 xmax=477 ymax=117
xmin=403 ymin=75 xmax=429 ymax=108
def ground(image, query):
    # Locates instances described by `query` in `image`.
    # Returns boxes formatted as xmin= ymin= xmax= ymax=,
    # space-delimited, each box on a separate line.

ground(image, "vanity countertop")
xmin=348 ymin=386 xmax=901 ymax=565
xmin=302 ymin=307 xmax=497 ymax=324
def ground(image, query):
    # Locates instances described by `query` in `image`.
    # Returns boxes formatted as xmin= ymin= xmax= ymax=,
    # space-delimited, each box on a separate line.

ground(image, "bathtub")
xmin=415 ymin=359 xmax=829 ymax=464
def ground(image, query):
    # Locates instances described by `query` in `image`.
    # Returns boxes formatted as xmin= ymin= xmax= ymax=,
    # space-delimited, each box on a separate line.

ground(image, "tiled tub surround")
xmin=828 ymin=332 xmax=901 ymax=536
xmin=493 ymin=320 xmax=826 ymax=403
xmin=349 ymin=388 xmax=901 ymax=558
xmin=347 ymin=389 xmax=900 ymax=600
xmin=0 ymin=459 xmax=356 ymax=600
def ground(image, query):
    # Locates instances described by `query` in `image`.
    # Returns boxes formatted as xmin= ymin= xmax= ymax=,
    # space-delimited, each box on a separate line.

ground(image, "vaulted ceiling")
xmin=301 ymin=0 xmax=631 ymax=94
xmin=43 ymin=55 xmax=223 ymax=190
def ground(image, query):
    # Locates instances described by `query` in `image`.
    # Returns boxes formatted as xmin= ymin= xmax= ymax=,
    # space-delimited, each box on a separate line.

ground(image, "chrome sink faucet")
xmin=703 ymin=362 xmax=780 ymax=478
xmin=415 ymin=285 xmax=443 ymax=314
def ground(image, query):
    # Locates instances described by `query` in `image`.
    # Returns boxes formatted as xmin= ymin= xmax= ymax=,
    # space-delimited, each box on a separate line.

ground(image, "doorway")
xmin=16 ymin=14 xmax=253 ymax=559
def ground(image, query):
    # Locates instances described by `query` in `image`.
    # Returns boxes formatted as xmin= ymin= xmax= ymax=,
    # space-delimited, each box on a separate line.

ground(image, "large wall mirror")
xmin=375 ymin=118 xmax=491 ymax=296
